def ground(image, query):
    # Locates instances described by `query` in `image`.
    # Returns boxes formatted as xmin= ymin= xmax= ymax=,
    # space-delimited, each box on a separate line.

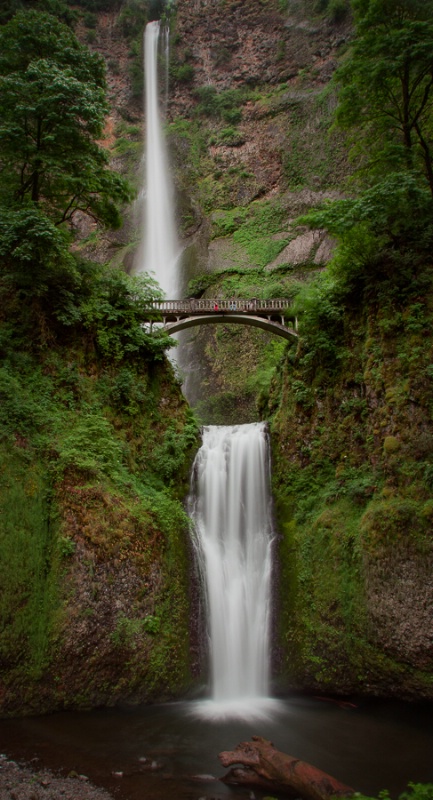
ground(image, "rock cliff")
xmin=166 ymin=0 xmax=433 ymax=700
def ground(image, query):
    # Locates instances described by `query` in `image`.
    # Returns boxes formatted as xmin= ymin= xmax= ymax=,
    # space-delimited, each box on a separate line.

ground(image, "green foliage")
xmin=143 ymin=614 xmax=161 ymax=634
xmin=128 ymin=34 xmax=144 ymax=96
xmin=335 ymin=0 xmax=433 ymax=195
xmin=66 ymin=0 xmax=120 ymax=10
xmin=194 ymin=391 xmax=243 ymax=426
xmin=233 ymin=202 xmax=288 ymax=267
xmin=0 ymin=10 xmax=135 ymax=342
xmin=188 ymin=265 xmax=296 ymax=302
xmin=273 ymin=458 xmax=374 ymax=687
xmin=211 ymin=206 xmax=249 ymax=238
xmin=360 ymin=498 xmax=430 ymax=554
xmin=80 ymin=268 xmax=174 ymax=362
xmin=186 ymin=273 xmax=216 ymax=297
xmin=0 ymin=0 xmax=78 ymax=25
xmin=269 ymin=0 xmax=433 ymax=701
xmin=171 ymin=62 xmax=194 ymax=83
xmin=118 ymin=0 xmax=148 ymax=37
xmin=209 ymin=126 xmax=245 ymax=147
xmin=167 ymin=118 xmax=209 ymax=202
xmin=291 ymin=272 xmax=345 ymax=379
xmin=315 ymin=0 xmax=350 ymax=21
xmin=0 ymin=365 xmax=52 ymax=439
xmin=83 ymin=10 xmax=97 ymax=27
xmin=245 ymin=338 xmax=286 ymax=407
xmin=0 ymin=180 xmax=195 ymax=713
xmin=0 ymin=206 xmax=79 ymax=304
xmin=0 ymin=11 xmax=131 ymax=225
xmin=211 ymin=200 xmax=289 ymax=267
xmin=301 ymin=173 xmax=433 ymax=241
xmin=298 ymin=173 xmax=433 ymax=301
xmin=110 ymin=367 xmax=147 ymax=415
xmin=194 ymin=85 xmax=248 ymax=123
xmin=0 ymin=218 xmax=174 ymax=352
xmin=150 ymin=414 xmax=199 ymax=485
xmin=57 ymin=413 xmax=124 ymax=478
xmin=58 ymin=536 xmax=76 ymax=557
xmin=356 ymin=783 xmax=433 ymax=800
xmin=0 ymin=319 xmax=196 ymax=705
xmin=0 ymin=452 xmax=60 ymax=679
xmin=110 ymin=614 xmax=161 ymax=648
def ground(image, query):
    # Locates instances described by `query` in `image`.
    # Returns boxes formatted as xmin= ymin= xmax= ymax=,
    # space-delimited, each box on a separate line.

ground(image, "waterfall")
xmin=137 ymin=20 xmax=277 ymax=722
xmin=135 ymin=20 xmax=180 ymax=298
xmin=189 ymin=423 xmax=279 ymax=720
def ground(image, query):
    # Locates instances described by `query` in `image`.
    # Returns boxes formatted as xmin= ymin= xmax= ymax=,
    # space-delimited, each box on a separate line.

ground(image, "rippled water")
xmin=1 ymin=695 xmax=432 ymax=800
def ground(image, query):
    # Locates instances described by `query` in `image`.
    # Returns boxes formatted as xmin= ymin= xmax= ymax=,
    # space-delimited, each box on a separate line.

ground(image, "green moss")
xmin=383 ymin=435 xmax=400 ymax=454
xmin=0 ymin=450 xmax=60 ymax=681
xmin=360 ymin=499 xmax=430 ymax=555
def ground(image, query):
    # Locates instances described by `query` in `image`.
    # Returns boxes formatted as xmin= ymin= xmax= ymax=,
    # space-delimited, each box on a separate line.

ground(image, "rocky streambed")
xmin=0 ymin=755 xmax=115 ymax=800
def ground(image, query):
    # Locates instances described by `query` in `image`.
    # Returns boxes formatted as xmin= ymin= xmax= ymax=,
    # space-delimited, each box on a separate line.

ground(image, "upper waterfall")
xmin=135 ymin=20 xmax=180 ymax=298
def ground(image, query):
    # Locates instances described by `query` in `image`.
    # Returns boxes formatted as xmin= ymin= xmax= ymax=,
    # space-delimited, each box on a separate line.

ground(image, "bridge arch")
xmin=163 ymin=313 xmax=297 ymax=342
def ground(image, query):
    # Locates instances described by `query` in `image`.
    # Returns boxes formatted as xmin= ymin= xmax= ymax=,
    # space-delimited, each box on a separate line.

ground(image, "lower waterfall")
xmin=189 ymin=422 xmax=279 ymax=720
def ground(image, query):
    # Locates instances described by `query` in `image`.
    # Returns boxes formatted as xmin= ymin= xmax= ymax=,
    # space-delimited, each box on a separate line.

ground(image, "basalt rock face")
xmin=172 ymin=0 xmax=345 ymax=110
xmin=166 ymin=0 xmax=351 ymax=421
xmin=171 ymin=0 xmax=350 ymax=215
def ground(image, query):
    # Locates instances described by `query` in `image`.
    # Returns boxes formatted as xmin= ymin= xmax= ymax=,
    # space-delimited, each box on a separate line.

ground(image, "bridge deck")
xmin=148 ymin=298 xmax=292 ymax=316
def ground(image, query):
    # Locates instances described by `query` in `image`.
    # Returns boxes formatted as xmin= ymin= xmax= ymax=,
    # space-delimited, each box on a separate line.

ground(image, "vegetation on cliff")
xmin=268 ymin=0 xmax=433 ymax=698
xmin=0 ymin=1 xmax=198 ymax=714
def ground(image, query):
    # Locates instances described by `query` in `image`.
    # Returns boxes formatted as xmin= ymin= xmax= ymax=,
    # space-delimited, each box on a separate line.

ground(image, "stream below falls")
xmin=0 ymin=695 xmax=432 ymax=800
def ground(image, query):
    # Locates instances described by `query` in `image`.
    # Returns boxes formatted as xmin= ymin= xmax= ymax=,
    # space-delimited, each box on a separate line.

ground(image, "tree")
xmin=0 ymin=11 xmax=130 ymax=226
xmin=335 ymin=0 xmax=433 ymax=196
xmin=0 ymin=0 xmax=77 ymax=26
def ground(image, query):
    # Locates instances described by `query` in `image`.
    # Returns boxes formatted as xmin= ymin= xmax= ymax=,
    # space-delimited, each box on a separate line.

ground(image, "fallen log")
xmin=219 ymin=735 xmax=355 ymax=800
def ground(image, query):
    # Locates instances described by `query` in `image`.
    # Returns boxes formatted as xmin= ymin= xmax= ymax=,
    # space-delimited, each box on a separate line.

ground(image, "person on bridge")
xmin=214 ymin=302 xmax=219 ymax=311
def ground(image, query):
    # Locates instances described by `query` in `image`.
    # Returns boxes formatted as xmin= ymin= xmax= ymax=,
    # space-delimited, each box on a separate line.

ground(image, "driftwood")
xmin=219 ymin=735 xmax=354 ymax=800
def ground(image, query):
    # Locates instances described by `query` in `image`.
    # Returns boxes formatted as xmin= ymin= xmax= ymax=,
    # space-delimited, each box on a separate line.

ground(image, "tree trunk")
xmin=219 ymin=736 xmax=355 ymax=800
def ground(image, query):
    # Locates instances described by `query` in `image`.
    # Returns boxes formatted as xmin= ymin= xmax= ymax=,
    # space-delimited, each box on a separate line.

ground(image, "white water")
xmin=190 ymin=423 xmax=279 ymax=720
xmin=135 ymin=21 xmax=180 ymax=298
xmin=138 ymin=21 xmax=278 ymax=721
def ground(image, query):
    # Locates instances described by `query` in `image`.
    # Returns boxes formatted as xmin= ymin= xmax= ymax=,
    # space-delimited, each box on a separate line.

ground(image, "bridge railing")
xmin=147 ymin=298 xmax=292 ymax=313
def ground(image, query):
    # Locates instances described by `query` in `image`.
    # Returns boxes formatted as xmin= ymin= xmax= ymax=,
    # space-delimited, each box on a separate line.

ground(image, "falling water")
xmin=139 ymin=19 xmax=277 ymax=722
xmin=135 ymin=20 xmax=180 ymax=297
xmin=190 ymin=423 xmax=279 ymax=720
xmin=162 ymin=24 xmax=170 ymax=111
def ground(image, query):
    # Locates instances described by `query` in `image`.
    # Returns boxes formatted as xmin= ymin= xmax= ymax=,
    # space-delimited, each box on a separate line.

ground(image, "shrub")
xmin=57 ymin=414 xmax=124 ymax=478
xmin=356 ymin=784 xmax=433 ymax=800
xmin=171 ymin=62 xmax=194 ymax=83
xmin=194 ymin=85 xmax=246 ymax=121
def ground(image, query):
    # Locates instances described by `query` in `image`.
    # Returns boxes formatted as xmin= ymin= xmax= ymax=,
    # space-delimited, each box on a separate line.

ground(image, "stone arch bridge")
xmin=144 ymin=298 xmax=298 ymax=341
